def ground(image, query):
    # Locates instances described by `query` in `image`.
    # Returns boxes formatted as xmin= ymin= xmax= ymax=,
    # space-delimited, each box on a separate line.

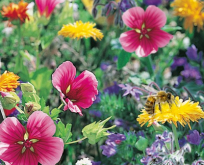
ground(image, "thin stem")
xmin=171 ymin=123 xmax=180 ymax=151
xmin=146 ymin=55 xmax=154 ymax=76
xmin=57 ymin=103 xmax=64 ymax=110
xmin=0 ymin=100 xmax=6 ymax=119
xmin=65 ymin=137 xmax=87 ymax=145
xmin=15 ymin=105 xmax=24 ymax=114
xmin=17 ymin=21 xmax=21 ymax=56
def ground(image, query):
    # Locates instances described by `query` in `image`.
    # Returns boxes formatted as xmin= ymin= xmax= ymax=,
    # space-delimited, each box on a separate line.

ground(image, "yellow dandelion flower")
xmin=58 ymin=21 xmax=104 ymax=41
xmin=0 ymin=71 xmax=20 ymax=92
xmin=137 ymin=97 xmax=204 ymax=129
xmin=171 ymin=0 xmax=204 ymax=33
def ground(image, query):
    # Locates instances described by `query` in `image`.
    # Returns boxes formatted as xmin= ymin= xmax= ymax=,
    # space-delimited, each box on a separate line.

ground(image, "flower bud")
xmin=21 ymin=82 xmax=36 ymax=93
xmin=92 ymin=7 xmax=98 ymax=18
xmin=135 ymin=136 xmax=148 ymax=151
xmin=0 ymin=92 xmax=20 ymax=110
xmin=102 ymin=3 xmax=115 ymax=17
xmin=82 ymin=117 xmax=116 ymax=144
xmin=24 ymin=102 xmax=41 ymax=117
xmin=152 ymin=121 xmax=168 ymax=134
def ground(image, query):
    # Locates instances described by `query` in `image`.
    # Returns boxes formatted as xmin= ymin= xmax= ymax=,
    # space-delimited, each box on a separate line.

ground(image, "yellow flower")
xmin=137 ymin=97 xmax=204 ymax=129
xmin=58 ymin=21 xmax=104 ymax=41
xmin=0 ymin=71 xmax=20 ymax=92
xmin=171 ymin=0 xmax=204 ymax=33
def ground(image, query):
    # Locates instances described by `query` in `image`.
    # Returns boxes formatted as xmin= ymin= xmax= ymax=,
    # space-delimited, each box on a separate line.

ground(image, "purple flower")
xmin=89 ymin=110 xmax=102 ymax=118
xmin=108 ymin=133 xmax=126 ymax=143
xmin=143 ymin=0 xmax=162 ymax=6
xmin=104 ymin=82 xmax=121 ymax=95
xmin=119 ymin=84 xmax=143 ymax=101
xmin=119 ymin=0 xmax=132 ymax=12
xmin=113 ymin=56 xmax=118 ymax=62
xmin=186 ymin=45 xmax=203 ymax=62
xmin=187 ymin=130 xmax=201 ymax=145
xmin=136 ymin=131 xmax=145 ymax=138
xmin=114 ymin=118 xmax=129 ymax=130
xmin=93 ymin=92 xmax=101 ymax=104
xmin=171 ymin=57 xmax=187 ymax=70
xmin=179 ymin=137 xmax=187 ymax=148
xmin=91 ymin=161 xmax=101 ymax=165
xmin=153 ymin=131 xmax=171 ymax=149
xmin=100 ymin=144 xmax=117 ymax=157
xmin=100 ymin=62 xmax=110 ymax=71
xmin=181 ymin=66 xmax=202 ymax=80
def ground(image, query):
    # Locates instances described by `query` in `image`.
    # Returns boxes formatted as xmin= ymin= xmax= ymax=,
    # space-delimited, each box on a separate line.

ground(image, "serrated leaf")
xmin=17 ymin=113 xmax=28 ymax=122
xmin=50 ymin=108 xmax=62 ymax=120
xmin=117 ymin=50 xmax=131 ymax=70
xmin=55 ymin=121 xmax=72 ymax=143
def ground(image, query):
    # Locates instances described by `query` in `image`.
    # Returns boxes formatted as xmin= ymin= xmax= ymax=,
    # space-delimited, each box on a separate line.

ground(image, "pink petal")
xmin=135 ymin=37 xmax=158 ymax=57
xmin=122 ymin=7 xmax=145 ymax=29
xmin=0 ymin=117 xmax=25 ymax=144
xmin=52 ymin=61 xmax=76 ymax=98
xmin=0 ymin=143 xmax=38 ymax=165
xmin=46 ymin=0 xmax=65 ymax=17
xmin=35 ymin=0 xmax=47 ymax=15
xmin=34 ymin=137 xmax=64 ymax=165
xmin=27 ymin=111 xmax=56 ymax=139
xmin=64 ymin=98 xmax=83 ymax=116
xmin=67 ymin=71 xmax=98 ymax=112
xmin=149 ymin=28 xmax=173 ymax=48
xmin=119 ymin=30 xmax=140 ymax=52
xmin=144 ymin=5 xmax=167 ymax=29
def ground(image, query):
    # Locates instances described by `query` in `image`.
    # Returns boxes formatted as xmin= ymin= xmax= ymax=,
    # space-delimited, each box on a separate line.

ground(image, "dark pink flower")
xmin=35 ymin=0 xmax=65 ymax=18
xmin=52 ymin=61 xmax=98 ymax=116
xmin=0 ymin=111 xmax=64 ymax=165
xmin=119 ymin=6 xmax=173 ymax=57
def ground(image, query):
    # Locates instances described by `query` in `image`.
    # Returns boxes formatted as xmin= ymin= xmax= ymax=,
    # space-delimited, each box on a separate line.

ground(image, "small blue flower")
xmin=187 ymin=130 xmax=201 ymax=145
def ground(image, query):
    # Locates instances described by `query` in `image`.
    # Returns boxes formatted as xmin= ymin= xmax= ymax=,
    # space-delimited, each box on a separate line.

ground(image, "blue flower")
xmin=187 ymin=130 xmax=201 ymax=145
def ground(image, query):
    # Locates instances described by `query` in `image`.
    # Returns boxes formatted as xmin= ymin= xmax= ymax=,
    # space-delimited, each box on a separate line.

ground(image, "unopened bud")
xmin=21 ymin=83 xmax=36 ymax=93
xmin=119 ymin=20 xmax=124 ymax=29
xmin=135 ymin=136 xmax=148 ymax=151
xmin=102 ymin=3 xmax=115 ymax=17
xmin=25 ymin=102 xmax=41 ymax=117
xmin=92 ymin=7 xmax=98 ymax=18
xmin=0 ymin=92 xmax=20 ymax=110
xmin=114 ymin=11 xmax=120 ymax=26
xmin=128 ymin=0 xmax=136 ymax=7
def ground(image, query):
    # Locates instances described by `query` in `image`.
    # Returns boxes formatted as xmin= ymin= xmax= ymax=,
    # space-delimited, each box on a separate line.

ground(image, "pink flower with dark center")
xmin=35 ymin=0 xmax=65 ymax=18
xmin=119 ymin=6 xmax=173 ymax=57
xmin=0 ymin=111 xmax=64 ymax=165
xmin=52 ymin=61 xmax=98 ymax=116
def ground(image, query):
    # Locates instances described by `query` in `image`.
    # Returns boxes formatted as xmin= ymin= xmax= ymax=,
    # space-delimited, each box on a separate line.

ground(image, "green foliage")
xmin=82 ymin=117 xmax=116 ymax=144
xmin=135 ymin=136 xmax=148 ymax=151
xmin=117 ymin=50 xmax=132 ymax=70
xmin=43 ymin=107 xmax=62 ymax=121
xmin=0 ymin=92 xmax=20 ymax=110
xmin=55 ymin=120 xmax=72 ymax=144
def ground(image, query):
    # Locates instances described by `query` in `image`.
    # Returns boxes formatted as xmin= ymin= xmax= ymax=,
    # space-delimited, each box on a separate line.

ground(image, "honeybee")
xmin=141 ymin=83 xmax=176 ymax=115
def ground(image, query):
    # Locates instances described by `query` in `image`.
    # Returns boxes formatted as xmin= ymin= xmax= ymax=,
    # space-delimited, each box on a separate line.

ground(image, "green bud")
xmin=82 ymin=117 xmax=116 ymax=145
xmin=135 ymin=136 xmax=148 ymax=151
xmin=21 ymin=83 xmax=36 ymax=93
xmin=24 ymin=102 xmax=41 ymax=117
xmin=0 ymin=92 xmax=20 ymax=110
xmin=153 ymin=121 xmax=168 ymax=134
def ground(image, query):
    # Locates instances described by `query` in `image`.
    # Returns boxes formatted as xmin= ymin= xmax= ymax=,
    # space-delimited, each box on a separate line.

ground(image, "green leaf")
xmin=41 ymin=34 xmax=55 ymax=49
xmin=17 ymin=113 xmax=28 ymax=122
xmin=50 ymin=108 xmax=62 ymax=120
xmin=55 ymin=121 xmax=72 ymax=143
xmin=117 ymin=50 xmax=131 ymax=70
xmin=162 ymin=25 xmax=182 ymax=32
xmin=42 ymin=106 xmax=50 ymax=116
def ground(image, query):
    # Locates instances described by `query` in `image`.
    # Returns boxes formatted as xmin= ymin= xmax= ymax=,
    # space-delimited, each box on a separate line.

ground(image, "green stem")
xmin=172 ymin=123 xmax=180 ymax=151
xmin=65 ymin=137 xmax=87 ymax=145
xmin=146 ymin=55 xmax=154 ymax=76
xmin=15 ymin=21 xmax=22 ymax=68
xmin=57 ymin=103 xmax=64 ymax=110
xmin=15 ymin=105 xmax=24 ymax=114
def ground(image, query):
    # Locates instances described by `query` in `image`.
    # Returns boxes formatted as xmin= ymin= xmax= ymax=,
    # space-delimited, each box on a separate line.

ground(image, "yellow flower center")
xmin=135 ymin=23 xmax=151 ymax=39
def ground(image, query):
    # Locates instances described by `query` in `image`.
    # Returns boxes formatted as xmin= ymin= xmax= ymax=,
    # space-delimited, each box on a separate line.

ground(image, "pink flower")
xmin=52 ymin=61 xmax=98 ymax=116
xmin=119 ymin=6 xmax=173 ymax=57
xmin=0 ymin=111 xmax=64 ymax=165
xmin=35 ymin=0 xmax=65 ymax=18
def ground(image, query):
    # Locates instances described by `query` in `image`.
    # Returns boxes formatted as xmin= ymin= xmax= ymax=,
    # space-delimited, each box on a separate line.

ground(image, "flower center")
xmin=17 ymin=131 xmax=39 ymax=153
xmin=115 ymin=140 xmax=122 ymax=144
xmin=135 ymin=23 xmax=151 ymax=39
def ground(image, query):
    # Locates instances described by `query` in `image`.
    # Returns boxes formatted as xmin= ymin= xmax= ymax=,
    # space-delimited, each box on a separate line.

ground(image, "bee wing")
xmin=142 ymin=85 xmax=159 ymax=94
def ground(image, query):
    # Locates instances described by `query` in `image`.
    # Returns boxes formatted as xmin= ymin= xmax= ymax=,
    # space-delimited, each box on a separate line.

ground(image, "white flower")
xmin=75 ymin=158 xmax=92 ymax=165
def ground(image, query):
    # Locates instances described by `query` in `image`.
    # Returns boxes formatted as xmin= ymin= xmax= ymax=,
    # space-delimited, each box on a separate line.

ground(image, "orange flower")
xmin=1 ymin=0 xmax=29 ymax=23
xmin=0 ymin=71 xmax=20 ymax=92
